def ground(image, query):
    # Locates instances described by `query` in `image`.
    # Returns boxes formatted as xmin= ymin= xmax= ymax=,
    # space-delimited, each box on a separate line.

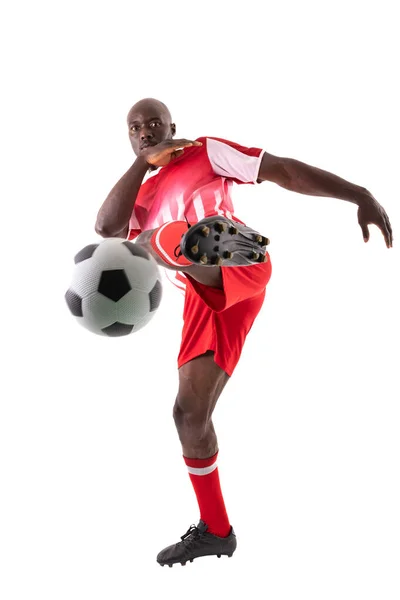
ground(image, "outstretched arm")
xmin=257 ymin=152 xmax=393 ymax=248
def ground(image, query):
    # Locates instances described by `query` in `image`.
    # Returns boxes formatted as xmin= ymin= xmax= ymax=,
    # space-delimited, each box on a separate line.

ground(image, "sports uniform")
xmin=127 ymin=137 xmax=272 ymax=376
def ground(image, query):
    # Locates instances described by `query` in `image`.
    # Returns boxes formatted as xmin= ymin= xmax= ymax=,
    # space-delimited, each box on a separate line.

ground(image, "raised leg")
xmin=135 ymin=228 xmax=223 ymax=289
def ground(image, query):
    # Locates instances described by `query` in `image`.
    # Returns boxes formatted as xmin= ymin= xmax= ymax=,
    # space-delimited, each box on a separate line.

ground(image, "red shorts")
xmin=177 ymin=257 xmax=272 ymax=376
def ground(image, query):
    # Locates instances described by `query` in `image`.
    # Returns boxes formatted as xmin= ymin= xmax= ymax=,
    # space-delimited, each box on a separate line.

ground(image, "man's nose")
xmin=140 ymin=128 xmax=154 ymax=140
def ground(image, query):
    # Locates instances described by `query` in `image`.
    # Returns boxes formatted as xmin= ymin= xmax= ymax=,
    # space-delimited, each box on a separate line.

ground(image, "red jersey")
xmin=127 ymin=136 xmax=265 ymax=291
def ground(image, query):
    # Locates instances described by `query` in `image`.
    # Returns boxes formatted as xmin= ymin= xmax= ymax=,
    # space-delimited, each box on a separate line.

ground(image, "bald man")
xmin=96 ymin=98 xmax=393 ymax=567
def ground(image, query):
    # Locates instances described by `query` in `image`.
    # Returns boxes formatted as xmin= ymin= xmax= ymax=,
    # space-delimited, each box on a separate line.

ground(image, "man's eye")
xmin=150 ymin=122 xmax=160 ymax=128
xmin=130 ymin=125 xmax=139 ymax=132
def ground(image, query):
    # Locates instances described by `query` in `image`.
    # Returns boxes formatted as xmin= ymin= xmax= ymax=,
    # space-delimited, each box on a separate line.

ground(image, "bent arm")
xmin=95 ymin=156 xmax=149 ymax=237
xmin=257 ymin=152 xmax=372 ymax=205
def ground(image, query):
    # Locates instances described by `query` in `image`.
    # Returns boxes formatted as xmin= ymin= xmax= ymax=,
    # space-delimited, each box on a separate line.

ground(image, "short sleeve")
xmin=205 ymin=137 xmax=265 ymax=185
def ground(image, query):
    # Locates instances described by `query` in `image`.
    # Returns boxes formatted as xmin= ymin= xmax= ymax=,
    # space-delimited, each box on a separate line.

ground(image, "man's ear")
xmin=171 ymin=123 xmax=176 ymax=137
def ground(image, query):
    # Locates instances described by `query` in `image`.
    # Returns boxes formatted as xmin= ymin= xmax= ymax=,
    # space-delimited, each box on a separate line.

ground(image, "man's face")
xmin=127 ymin=101 xmax=175 ymax=157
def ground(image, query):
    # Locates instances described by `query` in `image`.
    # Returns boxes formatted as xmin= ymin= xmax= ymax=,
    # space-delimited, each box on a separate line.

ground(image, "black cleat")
xmin=180 ymin=216 xmax=270 ymax=267
xmin=157 ymin=520 xmax=237 ymax=568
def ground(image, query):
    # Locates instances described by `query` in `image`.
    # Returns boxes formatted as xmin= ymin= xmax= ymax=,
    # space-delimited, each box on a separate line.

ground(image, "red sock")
xmin=184 ymin=451 xmax=231 ymax=538
xmin=150 ymin=221 xmax=192 ymax=267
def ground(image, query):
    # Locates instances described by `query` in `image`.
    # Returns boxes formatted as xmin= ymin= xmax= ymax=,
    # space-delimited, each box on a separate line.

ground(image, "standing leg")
xmin=157 ymin=351 xmax=238 ymax=567
xmin=174 ymin=352 xmax=231 ymax=537
xmin=174 ymin=350 xmax=229 ymax=458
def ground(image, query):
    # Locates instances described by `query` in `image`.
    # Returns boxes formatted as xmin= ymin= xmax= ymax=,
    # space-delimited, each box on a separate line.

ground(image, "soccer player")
xmin=95 ymin=98 xmax=393 ymax=567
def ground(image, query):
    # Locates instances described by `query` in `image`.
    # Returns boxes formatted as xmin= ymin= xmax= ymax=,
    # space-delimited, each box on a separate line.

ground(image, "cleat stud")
xmin=251 ymin=251 xmax=260 ymax=260
xmin=215 ymin=222 xmax=228 ymax=233
xmin=228 ymin=554 xmax=232 ymax=558
xmin=214 ymin=235 xmax=220 ymax=241
xmin=259 ymin=254 xmax=268 ymax=263
xmin=190 ymin=559 xmax=193 ymax=563
xmin=215 ymin=257 xmax=224 ymax=266
xmin=217 ymin=554 xmax=221 ymax=558
xmin=168 ymin=564 xmax=173 ymax=568
xmin=257 ymin=235 xmax=270 ymax=246
xmin=213 ymin=245 xmax=220 ymax=252
xmin=199 ymin=254 xmax=208 ymax=265
xmin=229 ymin=226 xmax=238 ymax=235
xmin=191 ymin=244 xmax=199 ymax=254
xmin=181 ymin=561 xmax=186 ymax=566
xmin=201 ymin=226 xmax=210 ymax=237
xmin=223 ymin=251 xmax=233 ymax=259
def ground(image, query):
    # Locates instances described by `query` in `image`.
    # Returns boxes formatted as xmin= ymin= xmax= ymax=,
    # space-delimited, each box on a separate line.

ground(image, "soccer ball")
xmin=65 ymin=238 xmax=162 ymax=336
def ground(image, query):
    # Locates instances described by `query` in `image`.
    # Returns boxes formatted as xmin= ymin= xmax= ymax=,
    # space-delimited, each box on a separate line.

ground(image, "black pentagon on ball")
xmin=74 ymin=244 xmax=99 ymax=264
xmin=65 ymin=289 xmax=83 ymax=317
xmin=98 ymin=269 xmax=131 ymax=302
xmin=102 ymin=322 xmax=134 ymax=336
xmin=122 ymin=241 xmax=150 ymax=260
xmin=149 ymin=279 xmax=162 ymax=312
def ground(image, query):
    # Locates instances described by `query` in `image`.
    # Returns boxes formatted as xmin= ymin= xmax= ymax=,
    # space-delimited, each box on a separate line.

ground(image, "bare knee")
xmin=173 ymin=396 xmax=218 ymax=457
xmin=173 ymin=396 xmax=209 ymax=438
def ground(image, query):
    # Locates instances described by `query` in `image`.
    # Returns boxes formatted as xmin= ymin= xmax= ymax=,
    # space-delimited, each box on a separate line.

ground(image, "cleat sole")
xmin=159 ymin=550 xmax=235 ymax=568
xmin=215 ymin=222 xmax=228 ymax=233
xmin=180 ymin=215 xmax=270 ymax=267
xmin=256 ymin=235 xmax=270 ymax=246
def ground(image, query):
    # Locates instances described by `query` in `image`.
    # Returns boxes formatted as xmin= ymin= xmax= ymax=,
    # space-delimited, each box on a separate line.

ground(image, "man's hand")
xmin=142 ymin=139 xmax=202 ymax=167
xmin=357 ymin=195 xmax=393 ymax=248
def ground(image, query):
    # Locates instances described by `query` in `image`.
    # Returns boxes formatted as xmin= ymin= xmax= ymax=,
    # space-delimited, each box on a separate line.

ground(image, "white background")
xmin=1 ymin=1 xmax=399 ymax=598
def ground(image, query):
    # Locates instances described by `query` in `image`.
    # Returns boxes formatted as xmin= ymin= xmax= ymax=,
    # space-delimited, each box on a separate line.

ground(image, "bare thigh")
xmin=174 ymin=351 xmax=230 ymax=458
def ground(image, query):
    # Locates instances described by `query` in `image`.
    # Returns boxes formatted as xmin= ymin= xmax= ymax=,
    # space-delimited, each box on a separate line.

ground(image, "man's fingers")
xmin=385 ymin=216 xmax=393 ymax=247
xmin=378 ymin=214 xmax=392 ymax=248
xmin=362 ymin=220 xmax=392 ymax=248
xmin=361 ymin=223 xmax=370 ymax=243
xmin=358 ymin=204 xmax=393 ymax=248
xmin=175 ymin=141 xmax=202 ymax=149
xmin=171 ymin=149 xmax=185 ymax=159
xmin=170 ymin=139 xmax=202 ymax=148
xmin=382 ymin=223 xmax=391 ymax=248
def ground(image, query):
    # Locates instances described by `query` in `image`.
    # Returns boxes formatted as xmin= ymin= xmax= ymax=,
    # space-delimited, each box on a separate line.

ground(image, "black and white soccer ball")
xmin=65 ymin=238 xmax=162 ymax=336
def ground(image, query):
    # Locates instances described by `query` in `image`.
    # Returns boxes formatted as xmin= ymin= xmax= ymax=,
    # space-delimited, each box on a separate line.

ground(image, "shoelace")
xmin=180 ymin=524 xmax=202 ymax=544
xmin=173 ymin=215 xmax=192 ymax=259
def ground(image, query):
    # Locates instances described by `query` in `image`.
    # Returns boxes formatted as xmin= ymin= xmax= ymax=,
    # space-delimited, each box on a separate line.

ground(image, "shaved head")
xmin=127 ymin=98 xmax=172 ymax=124
xmin=127 ymin=98 xmax=176 ymax=157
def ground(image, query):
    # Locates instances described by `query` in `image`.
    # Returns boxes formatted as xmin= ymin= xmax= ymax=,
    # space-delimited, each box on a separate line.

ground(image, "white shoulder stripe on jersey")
xmin=206 ymin=138 xmax=265 ymax=184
